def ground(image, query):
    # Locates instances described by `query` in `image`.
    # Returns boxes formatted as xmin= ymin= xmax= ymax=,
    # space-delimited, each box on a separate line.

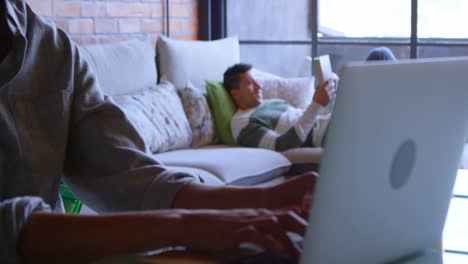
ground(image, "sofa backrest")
xmin=80 ymin=38 xmax=157 ymax=96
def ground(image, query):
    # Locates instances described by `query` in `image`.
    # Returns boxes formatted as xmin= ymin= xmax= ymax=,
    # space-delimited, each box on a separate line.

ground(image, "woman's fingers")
xmin=252 ymin=216 xmax=301 ymax=257
xmin=181 ymin=209 xmax=307 ymax=257
xmin=235 ymin=225 xmax=284 ymax=253
xmin=275 ymin=210 xmax=308 ymax=236
xmin=236 ymin=211 xmax=307 ymax=257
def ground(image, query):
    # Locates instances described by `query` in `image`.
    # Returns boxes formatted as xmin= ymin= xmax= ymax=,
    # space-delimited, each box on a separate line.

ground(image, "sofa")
xmin=80 ymin=35 xmax=323 ymax=187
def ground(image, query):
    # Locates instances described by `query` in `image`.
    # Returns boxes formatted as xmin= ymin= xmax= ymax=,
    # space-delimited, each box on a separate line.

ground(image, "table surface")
xmin=93 ymin=248 xmax=443 ymax=264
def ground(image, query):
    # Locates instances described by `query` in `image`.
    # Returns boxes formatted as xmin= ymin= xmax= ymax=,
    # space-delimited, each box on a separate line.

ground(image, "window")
xmin=319 ymin=0 xmax=411 ymax=38
xmin=444 ymin=169 xmax=468 ymax=261
xmin=225 ymin=0 xmax=313 ymax=77
xmin=418 ymin=0 xmax=468 ymax=39
xmin=203 ymin=0 xmax=468 ymax=78
xmin=227 ymin=0 xmax=312 ymax=41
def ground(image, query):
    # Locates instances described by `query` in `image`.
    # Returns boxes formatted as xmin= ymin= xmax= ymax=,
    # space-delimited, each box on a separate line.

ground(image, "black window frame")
xmin=199 ymin=0 xmax=468 ymax=59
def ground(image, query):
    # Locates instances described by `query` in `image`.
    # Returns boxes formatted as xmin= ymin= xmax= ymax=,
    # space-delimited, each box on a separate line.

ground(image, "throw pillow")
xmin=113 ymin=81 xmax=192 ymax=153
xmin=251 ymin=69 xmax=315 ymax=110
xmin=81 ymin=37 xmax=157 ymax=96
xmin=179 ymin=82 xmax=218 ymax=148
xmin=205 ymin=81 xmax=237 ymax=146
xmin=157 ymin=35 xmax=240 ymax=91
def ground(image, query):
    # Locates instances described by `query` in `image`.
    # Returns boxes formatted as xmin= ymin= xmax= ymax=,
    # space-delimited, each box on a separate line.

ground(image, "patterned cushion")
xmin=179 ymin=82 xmax=218 ymax=148
xmin=113 ymin=81 xmax=192 ymax=153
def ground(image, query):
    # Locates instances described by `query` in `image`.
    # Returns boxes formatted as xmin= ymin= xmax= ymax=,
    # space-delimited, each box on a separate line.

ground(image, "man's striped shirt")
xmin=231 ymin=99 xmax=330 ymax=151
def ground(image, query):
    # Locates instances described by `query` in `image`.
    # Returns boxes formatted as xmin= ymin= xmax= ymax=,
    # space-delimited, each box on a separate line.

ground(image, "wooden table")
xmin=93 ymin=248 xmax=443 ymax=264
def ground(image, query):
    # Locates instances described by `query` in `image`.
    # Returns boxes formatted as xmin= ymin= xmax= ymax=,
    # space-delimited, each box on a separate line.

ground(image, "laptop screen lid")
xmin=300 ymin=57 xmax=468 ymax=264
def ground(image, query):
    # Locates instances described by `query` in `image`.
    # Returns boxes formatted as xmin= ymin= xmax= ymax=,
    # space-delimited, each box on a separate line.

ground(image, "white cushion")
xmin=251 ymin=69 xmax=315 ymax=110
xmin=113 ymin=81 xmax=192 ymax=153
xmin=154 ymin=145 xmax=291 ymax=185
xmin=81 ymin=38 xmax=157 ymax=96
xmin=157 ymin=36 xmax=240 ymax=90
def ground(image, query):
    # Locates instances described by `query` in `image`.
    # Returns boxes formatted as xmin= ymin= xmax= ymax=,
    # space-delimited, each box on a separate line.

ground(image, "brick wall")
xmin=25 ymin=0 xmax=199 ymax=45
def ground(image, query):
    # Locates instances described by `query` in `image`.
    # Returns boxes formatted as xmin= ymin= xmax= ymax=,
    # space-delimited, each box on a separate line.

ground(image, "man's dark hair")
xmin=223 ymin=63 xmax=252 ymax=93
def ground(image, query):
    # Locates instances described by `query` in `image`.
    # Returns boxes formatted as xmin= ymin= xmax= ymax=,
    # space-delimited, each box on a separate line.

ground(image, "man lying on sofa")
xmin=0 ymin=1 xmax=314 ymax=262
xmin=225 ymin=48 xmax=396 ymax=151
xmin=225 ymin=63 xmax=335 ymax=151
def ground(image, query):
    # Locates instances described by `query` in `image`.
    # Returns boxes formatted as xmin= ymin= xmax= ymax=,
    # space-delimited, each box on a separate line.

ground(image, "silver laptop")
xmin=300 ymin=57 xmax=468 ymax=264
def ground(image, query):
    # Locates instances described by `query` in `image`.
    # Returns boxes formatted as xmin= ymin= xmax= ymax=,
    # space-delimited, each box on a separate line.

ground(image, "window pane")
xmin=418 ymin=46 xmax=468 ymax=58
xmin=227 ymin=0 xmax=312 ymax=41
xmin=444 ymin=252 xmax=468 ymax=264
xmin=319 ymin=0 xmax=410 ymax=38
xmin=443 ymin=198 xmax=468 ymax=252
xmin=453 ymin=170 xmax=468 ymax=197
xmin=318 ymin=44 xmax=410 ymax=75
xmin=419 ymin=0 xmax=468 ymax=39
xmin=239 ymin=44 xmax=312 ymax=77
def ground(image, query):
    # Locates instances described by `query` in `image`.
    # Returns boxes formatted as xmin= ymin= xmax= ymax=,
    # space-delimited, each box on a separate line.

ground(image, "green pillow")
xmin=205 ymin=81 xmax=238 ymax=145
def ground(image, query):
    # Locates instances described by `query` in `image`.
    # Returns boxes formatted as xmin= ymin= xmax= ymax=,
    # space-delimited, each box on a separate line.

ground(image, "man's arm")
xmin=173 ymin=171 xmax=317 ymax=213
xmin=18 ymin=208 xmax=307 ymax=261
xmin=18 ymin=210 xmax=182 ymax=259
xmin=235 ymin=81 xmax=334 ymax=151
xmin=14 ymin=171 xmax=316 ymax=261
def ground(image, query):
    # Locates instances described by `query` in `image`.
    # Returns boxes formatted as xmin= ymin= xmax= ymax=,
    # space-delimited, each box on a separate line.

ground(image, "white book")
xmin=312 ymin=54 xmax=333 ymax=85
